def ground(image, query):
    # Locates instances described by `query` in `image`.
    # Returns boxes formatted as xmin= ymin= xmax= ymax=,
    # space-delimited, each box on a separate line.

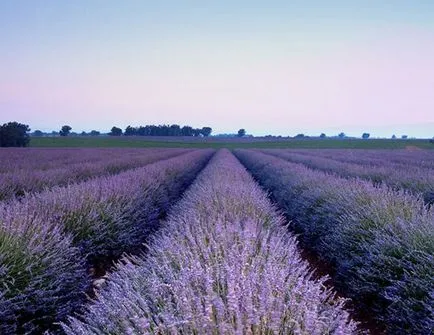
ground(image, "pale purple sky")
xmin=1 ymin=1 xmax=433 ymax=137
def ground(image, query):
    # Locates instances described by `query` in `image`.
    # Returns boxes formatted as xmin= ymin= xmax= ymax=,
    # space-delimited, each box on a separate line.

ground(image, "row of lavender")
xmin=63 ymin=150 xmax=357 ymax=334
xmin=291 ymin=148 xmax=434 ymax=170
xmin=0 ymin=148 xmax=100 ymax=172
xmin=260 ymin=149 xmax=434 ymax=204
xmin=234 ymin=149 xmax=434 ymax=334
xmin=0 ymin=149 xmax=213 ymax=334
xmin=0 ymin=148 xmax=190 ymax=172
xmin=0 ymin=148 xmax=191 ymax=201
xmin=0 ymin=148 xmax=177 ymax=175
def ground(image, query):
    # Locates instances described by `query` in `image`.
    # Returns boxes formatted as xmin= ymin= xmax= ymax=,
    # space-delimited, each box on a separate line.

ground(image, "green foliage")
xmin=0 ymin=122 xmax=30 ymax=147
xmin=201 ymin=126 xmax=212 ymax=137
xmin=237 ymin=128 xmax=246 ymax=137
xmin=28 ymin=136 xmax=434 ymax=149
xmin=124 ymin=124 xmax=210 ymax=137
xmin=59 ymin=125 xmax=72 ymax=137
xmin=109 ymin=126 xmax=122 ymax=136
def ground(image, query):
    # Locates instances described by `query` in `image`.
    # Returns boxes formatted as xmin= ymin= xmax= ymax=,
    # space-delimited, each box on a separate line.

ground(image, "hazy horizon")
xmin=1 ymin=1 xmax=433 ymax=138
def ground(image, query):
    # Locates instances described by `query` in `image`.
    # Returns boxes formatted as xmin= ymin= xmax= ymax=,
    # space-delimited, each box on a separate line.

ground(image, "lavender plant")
xmin=260 ymin=149 xmax=434 ymax=204
xmin=0 ymin=150 xmax=213 ymax=333
xmin=63 ymin=150 xmax=357 ymax=334
xmin=0 ymin=148 xmax=190 ymax=173
xmin=0 ymin=150 xmax=213 ymax=262
xmin=0 ymin=148 xmax=190 ymax=201
xmin=0 ymin=217 xmax=89 ymax=334
xmin=293 ymin=148 xmax=434 ymax=170
xmin=234 ymin=149 xmax=434 ymax=334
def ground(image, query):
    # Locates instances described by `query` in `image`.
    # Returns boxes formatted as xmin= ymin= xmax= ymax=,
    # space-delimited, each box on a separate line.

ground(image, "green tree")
xmin=320 ymin=133 xmax=326 ymax=138
xmin=109 ymin=126 xmax=122 ymax=136
xmin=124 ymin=126 xmax=137 ymax=136
xmin=181 ymin=126 xmax=193 ymax=136
xmin=362 ymin=133 xmax=370 ymax=139
xmin=237 ymin=129 xmax=246 ymax=137
xmin=59 ymin=125 xmax=72 ymax=136
xmin=338 ymin=132 xmax=346 ymax=138
xmin=0 ymin=122 xmax=31 ymax=147
xmin=201 ymin=127 xmax=212 ymax=137
xmin=89 ymin=130 xmax=100 ymax=136
xmin=169 ymin=124 xmax=181 ymax=136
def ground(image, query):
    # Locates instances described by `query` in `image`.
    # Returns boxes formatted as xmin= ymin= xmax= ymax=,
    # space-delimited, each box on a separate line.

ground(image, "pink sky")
xmin=1 ymin=2 xmax=433 ymax=137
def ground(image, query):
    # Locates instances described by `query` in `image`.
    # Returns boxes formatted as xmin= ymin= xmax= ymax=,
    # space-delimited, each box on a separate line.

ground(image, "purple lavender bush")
xmin=0 ymin=148 xmax=190 ymax=201
xmin=1 ymin=150 xmax=213 ymax=263
xmin=0 ymin=148 xmax=190 ymax=173
xmin=260 ymin=149 xmax=434 ymax=204
xmin=0 ymin=218 xmax=89 ymax=334
xmin=234 ymin=149 xmax=434 ymax=334
xmin=294 ymin=148 xmax=434 ymax=170
xmin=0 ymin=150 xmax=213 ymax=333
xmin=62 ymin=150 xmax=357 ymax=334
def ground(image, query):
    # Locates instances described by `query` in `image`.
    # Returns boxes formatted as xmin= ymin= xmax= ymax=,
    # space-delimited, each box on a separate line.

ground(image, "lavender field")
xmin=0 ymin=148 xmax=433 ymax=334
xmin=0 ymin=148 xmax=192 ymax=201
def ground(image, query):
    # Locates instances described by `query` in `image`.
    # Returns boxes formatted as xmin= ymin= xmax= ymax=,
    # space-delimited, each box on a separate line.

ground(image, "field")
xmin=30 ymin=135 xmax=434 ymax=149
xmin=1 ymin=147 xmax=433 ymax=334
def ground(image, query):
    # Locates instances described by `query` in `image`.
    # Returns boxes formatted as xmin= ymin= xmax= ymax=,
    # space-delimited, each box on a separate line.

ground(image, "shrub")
xmin=0 ymin=218 xmax=89 ymax=334
xmin=63 ymin=150 xmax=357 ymax=334
xmin=261 ymin=149 xmax=434 ymax=205
xmin=0 ymin=150 xmax=213 ymax=332
xmin=0 ymin=148 xmax=190 ymax=201
xmin=1 ymin=150 xmax=214 ymax=262
xmin=234 ymin=149 xmax=434 ymax=334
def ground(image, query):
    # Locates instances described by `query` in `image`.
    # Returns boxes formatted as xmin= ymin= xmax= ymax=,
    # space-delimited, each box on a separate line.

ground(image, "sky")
xmin=1 ymin=1 xmax=433 ymax=137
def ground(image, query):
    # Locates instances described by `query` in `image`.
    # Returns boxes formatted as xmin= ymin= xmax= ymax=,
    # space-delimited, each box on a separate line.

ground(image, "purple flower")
xmin=63 ymin=149 xmax=357 ymax=334
xmin=234 ymin=149 xmax=434 ymax=334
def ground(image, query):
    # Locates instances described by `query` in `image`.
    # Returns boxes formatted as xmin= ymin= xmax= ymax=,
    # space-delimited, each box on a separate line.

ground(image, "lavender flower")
xmin=234 ymin=149 xmax=434 ymax=334
xmin=0 ymin=148 xmax=191 ymax=201
xmin=0 ymin=217 xmax=89 ymax=334
xmin=0 ymin=149 xmax=214 ymax=333
xmin=260 ymin=149 xmax=434 ymax=204
xmin=63 ymin=150 xmax=357 ymax=334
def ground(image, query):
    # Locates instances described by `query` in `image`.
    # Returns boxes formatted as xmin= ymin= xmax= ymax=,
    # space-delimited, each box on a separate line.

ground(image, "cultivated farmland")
xmin=234 ymin=149 xmax=434 ymax=334
xmin=0 ymin=147 xmax=433 ymax=334
xmin=0 ymin=148 xmax=192 ymax=201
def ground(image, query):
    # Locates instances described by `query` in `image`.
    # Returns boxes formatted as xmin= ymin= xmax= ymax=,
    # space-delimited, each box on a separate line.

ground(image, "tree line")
xmin=34 ymin=124 xmax=214 ymax=137
xmin=1 ymin=121 xmax=432 ymax=147
xmin=120 ymin=125 xmax=212 ymax=137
